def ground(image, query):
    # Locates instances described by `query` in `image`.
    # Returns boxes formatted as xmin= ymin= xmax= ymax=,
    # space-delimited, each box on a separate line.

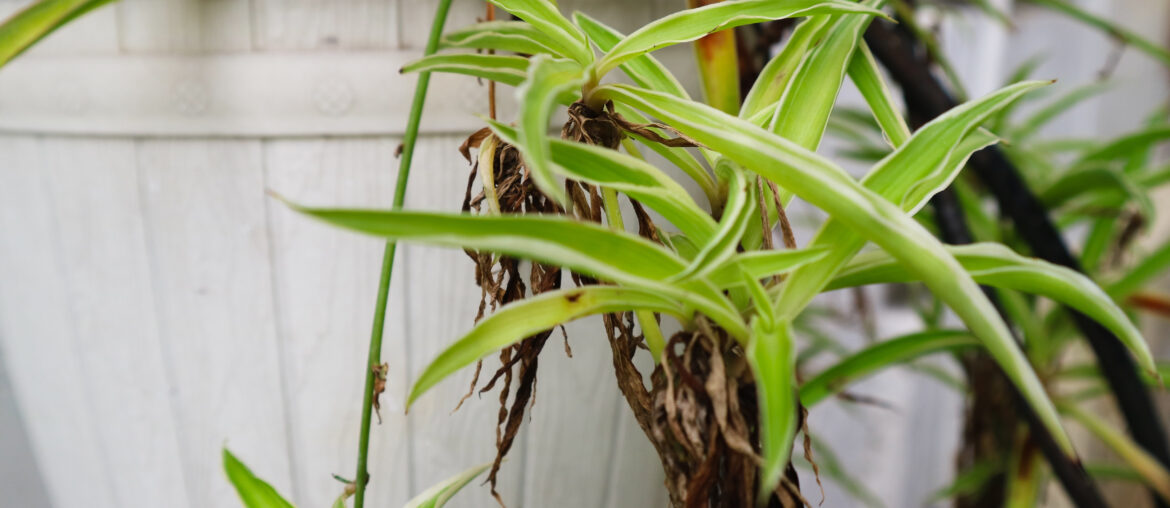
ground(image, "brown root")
xmin=452 ymin=102 xmax=806 ymax=507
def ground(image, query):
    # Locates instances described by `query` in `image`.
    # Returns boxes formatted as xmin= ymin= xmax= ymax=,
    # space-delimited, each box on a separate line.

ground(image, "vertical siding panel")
xmin=402 ymin=133 xmax=526 ymax=507
xmin=263 ymin=137 xmax=412 ymax=507
xmin=520 ymin=317 xmax=625 ymax=507
xmin=40 ymin=138 xmax=191 ymax=508
xmin=252 ymin=0 xmax=400 ymax=50
xmin=136 ymin=139 xmax=293 ymax=507
xmin=117 ymin=0 xmax=254 ymax=53
xmin=604 ymin=407 xmax=671 ymax=508
xmin=0 ymin=136 xmax=117 ymax=508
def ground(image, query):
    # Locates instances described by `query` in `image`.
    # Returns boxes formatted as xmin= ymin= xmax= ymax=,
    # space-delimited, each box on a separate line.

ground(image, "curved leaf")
xmin=440 ymin=20 xmax=566 ymax=57
xmin=283 ymin=203 xmax=747 ymax=339
xmin=1039 ymin=164 xmax=1152 ymax=219
xmin=410 ymin=286 xmax=685 ymax=404
xmin=487 ymin=119 xmax=717 ymax=241
xmin=777 ymin=81 xmax=1043 ymax=318
xmin=747 ymin=1 xmax=882 ymax=248
xmin=800 ymin=330 xmax=977 ymax=407
xmin=740 ymin=15 xmax=833 ymax=118
xmin=828 ymin=242 xmax=1156 ymax=377
xmin=286 ymin=205 xmax=675 ymax=285
xmin=707 ymin=247 xmax=830 ymax=288
xmin=674 ymin=161 xmax=755 ymax=280
xmin=0 ymin=0 xmax=114 ymax=68
xmin=488 ymin=0 xmax=591 ymax=64
xmin=1012 ymin=81 xmax=1112 ymax=141
xmin=847 ymin=42 xmax=912 ymax=146
xmin=403 ymin=462 xmax=491 ymax=508
xmin=748 ymin=319 xmax=798 ymax=500
xmin=1061 ymin=403 xmax=1170 ymax=503
xmin=1077 ymin=126 xmax=1170 ymax=164
xmin=401 ymin=53 xmax=531 ymax=87
xmin=516 ymin=55 xmax=585 ymax=205
xmin=764 ymin=0 xmax=884 ymax=147
xmin=1107 ymin=239 xmax=1170 ymax=299
xmin=595 ymin=0 xmax=888 ymax=77
xmin=574 ymin=11 xmax=689 ymax=99
xmin=598 ymin=83 xmax=1075 ymax=455
xmin=223 ymin=448 xmax=295 ymax=508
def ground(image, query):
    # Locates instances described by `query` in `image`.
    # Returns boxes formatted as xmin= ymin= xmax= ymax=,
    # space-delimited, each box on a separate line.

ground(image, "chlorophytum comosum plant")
xmin=257 ymin=0 xmax=1166 ymax=505
xmin=4 ymin=0 xmax=1158 ymax=506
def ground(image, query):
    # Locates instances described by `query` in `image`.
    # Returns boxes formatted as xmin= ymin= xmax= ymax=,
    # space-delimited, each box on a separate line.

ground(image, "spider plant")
xmin=262 ymin=0 xmax=1159 ymax=505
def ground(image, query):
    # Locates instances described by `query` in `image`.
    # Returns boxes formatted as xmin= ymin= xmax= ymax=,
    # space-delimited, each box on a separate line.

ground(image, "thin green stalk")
xmin=353 ymin=0 xmax=453 ymax=506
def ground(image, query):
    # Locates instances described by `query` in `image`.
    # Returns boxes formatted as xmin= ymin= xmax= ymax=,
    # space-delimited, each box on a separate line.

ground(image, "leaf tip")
xmin=266 ymin=188 xmax=293 ymax=207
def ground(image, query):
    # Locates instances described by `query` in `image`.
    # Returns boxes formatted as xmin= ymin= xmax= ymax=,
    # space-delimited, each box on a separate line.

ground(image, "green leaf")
xmin=403 ymin=462 xmax=492 ymax=508
xmin=439 ymin=20 xmax=565 ymax=57
xmin=486 ymin=119 xmax=717 ymax=241
xmin=748 ymin=319 xmax=797 ymax=501
xmin=598 ymin=82 xmax=1076 ymax=455
xmin=594 ymin=0 xmax=888 ymax=77
xmin=1011 ymin=81 xmax=1112 ymax=141
xmin=488 ymin=0 xmax=591 ymax=64
xmin=748 ymin=1 xmax=882 ymax=249
xmin=286 ymin=205 xmax=674 ymax=286
xmin=401 ymin=53 xmax=531 ymax=87
xmin=828 ymin=242 xmax=1156 ymax=377
xmin=516 ymin=55 xmax=585 ymax=205
xmin=1077 ymin=126 xmax=1170 ymax=164
xmin=764 ymin=0 xmax=884 ymax=147
xmin=410 ymin=286 xmax=684 ymax=405
xmin=989 ymin=54 xmax=1047 ymax=131
xmin=1061 ymin=402 xmax=1170 ymax=503
xmin=1106 ymin=239 xmax=1170 ymax=299
xmin=799 ymin=330 xmax=977 ymax=407
xmin=1038 ymin=164 xmax=1152 ymax=219
xmin=574 ymin=12 xmax=689 ymax=99
xmin=1080 ymin=216 xmax=1115 ymax=272
xmin=847 ymin=42 xmax=912 ymax=147
xmin=0 ymin=0 xmax=115 ymax=68
xmin=740 ymin=15 xmax=833 ymax=119
xmin=223 ymin=448 xmax=296 ymax=508
xmin=707 ymin=247 xmax=830 ymax=288
xmin=673 ymin=161 xmax=755 ymax=280
xmin=284 ymin=203 xmax=748 ymax=339
xmin=777 ymin=81 xmax=1043 ymax=318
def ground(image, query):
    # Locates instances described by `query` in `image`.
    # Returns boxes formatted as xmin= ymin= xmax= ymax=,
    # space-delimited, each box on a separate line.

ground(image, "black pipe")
xmin=934 ymin=188 xmax=1108 ymax=508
